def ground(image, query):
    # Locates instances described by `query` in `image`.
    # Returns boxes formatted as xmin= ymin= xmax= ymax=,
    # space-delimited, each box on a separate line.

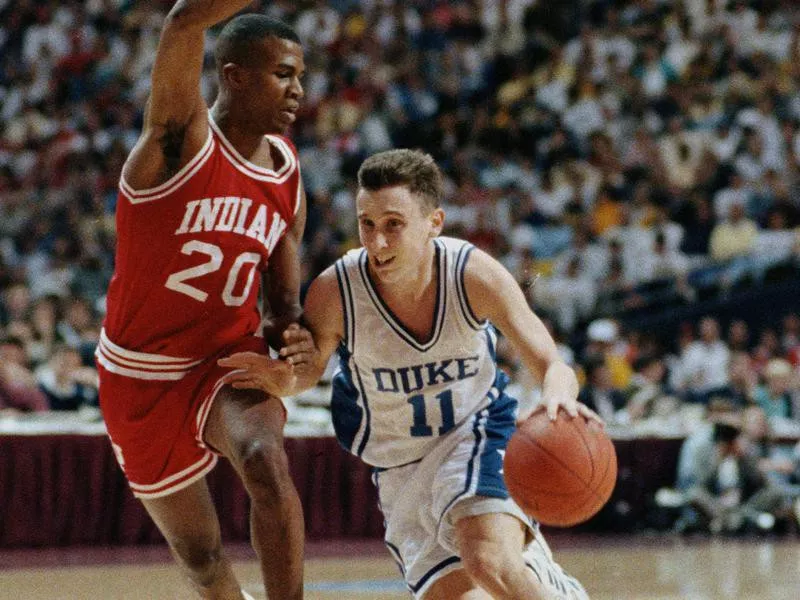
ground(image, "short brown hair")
xmin=357 ymin=149 xmax=443 ymax=212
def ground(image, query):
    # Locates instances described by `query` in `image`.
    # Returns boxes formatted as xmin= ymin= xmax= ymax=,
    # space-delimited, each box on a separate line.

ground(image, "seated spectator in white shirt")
xmin=674 ymin=317 xmax=731 ymax=401
xmin=552 ymin=225 xmax=609 ymax=281
xmin=532 ymin=255 xmax=597 ymax=334
xmin=637 ymin=231 xmax=690 ymax=283
xmin=713 ymin=172 xmax=753 ymax=222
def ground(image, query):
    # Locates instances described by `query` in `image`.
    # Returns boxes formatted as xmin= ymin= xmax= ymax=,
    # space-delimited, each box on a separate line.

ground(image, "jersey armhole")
xmin=455 ymin=244 xmax=484 ymax=330
xmin=335 ymin=259 xmax=355 ymax=353
xmin=293 ymin=163 xmax=303 ymax=216
xmin=119 ymin=130 xmax=214 ymax=204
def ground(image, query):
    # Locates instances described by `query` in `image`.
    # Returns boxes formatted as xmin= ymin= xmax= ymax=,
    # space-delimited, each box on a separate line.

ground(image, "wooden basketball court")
xmin=2 ymin=536 xmax=798 ymax=599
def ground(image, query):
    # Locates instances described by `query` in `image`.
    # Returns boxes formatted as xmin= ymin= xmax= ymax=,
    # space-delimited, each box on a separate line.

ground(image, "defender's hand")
xmin=218 ymin=352 xmax=297 ymax=397
xmin=278 ymin=323 xmax=317 ymax=367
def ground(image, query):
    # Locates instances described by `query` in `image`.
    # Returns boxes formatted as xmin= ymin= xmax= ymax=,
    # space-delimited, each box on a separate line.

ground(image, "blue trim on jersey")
xmin=455 ymin=244 xmax=483 ymax=330
xmin=331 ymin=346 xmax=364 ymax=454
xmin=485 ymin=325 xmax=497 ymax=361
xmin=335 ymin=259 xmax=356 ymax=353
xmin=409 ymin=556 xmax=461 ymax=594
xmin=475 ymin=385 xmax=516 ymax=498
xmin=334 ymin=263 xmax=351 ymax=353
xmin=436 ymin=370 xmax=514 ymax=530
xmin=358 ymin=244 xmax=447 ymax=352
xmin=352 ymin=361 xmax=372 ymax=457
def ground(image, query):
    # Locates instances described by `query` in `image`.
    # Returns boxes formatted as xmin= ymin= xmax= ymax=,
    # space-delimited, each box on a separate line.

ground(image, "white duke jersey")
xmin=331 ymin=236 xmax=512 ymax=468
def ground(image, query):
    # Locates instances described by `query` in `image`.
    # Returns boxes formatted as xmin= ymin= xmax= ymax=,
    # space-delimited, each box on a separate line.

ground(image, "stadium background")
xmin=1 ymin=0 xmax=800 ymax=563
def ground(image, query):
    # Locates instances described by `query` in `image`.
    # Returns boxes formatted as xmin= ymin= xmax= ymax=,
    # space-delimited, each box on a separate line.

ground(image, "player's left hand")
xmin=531 ymin=399 xmax=605 ymax=426
xmin=217 ymin=352 xmax=296 ymax=397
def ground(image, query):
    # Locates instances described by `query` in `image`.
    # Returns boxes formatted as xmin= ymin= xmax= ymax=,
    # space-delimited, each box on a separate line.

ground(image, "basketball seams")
xmin=569 ymin=418 xmax=595 ymax=484
xmin=590 ymin=439 xmax=617 ymax=498
xmin=504 ymin=414 xmax=617 ymax=526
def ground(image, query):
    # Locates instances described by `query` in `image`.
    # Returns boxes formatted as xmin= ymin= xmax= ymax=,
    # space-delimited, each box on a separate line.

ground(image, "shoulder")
xmin=460 ymin=244 xmax=522 ymax=324
xmin=462 ymin=244 xmax=509 ymax=291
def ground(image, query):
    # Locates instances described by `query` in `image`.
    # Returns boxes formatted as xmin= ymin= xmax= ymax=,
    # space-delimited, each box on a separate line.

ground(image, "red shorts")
xmin=97 ymin=334 xmax=268 ymax=499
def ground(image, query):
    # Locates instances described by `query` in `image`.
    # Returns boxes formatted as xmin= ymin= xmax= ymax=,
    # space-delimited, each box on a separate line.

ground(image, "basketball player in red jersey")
xmin=96 ymin=2 xmax=307 ymax=598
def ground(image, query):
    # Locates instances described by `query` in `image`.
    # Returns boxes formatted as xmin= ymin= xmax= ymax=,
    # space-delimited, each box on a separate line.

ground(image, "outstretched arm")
xmin=219 ymin=265 xmax=344 ymax=397
xmin=123 ymin=0 xmax=254 ymax=190
xmin=463 ymin=247 xmax=599 ymax=423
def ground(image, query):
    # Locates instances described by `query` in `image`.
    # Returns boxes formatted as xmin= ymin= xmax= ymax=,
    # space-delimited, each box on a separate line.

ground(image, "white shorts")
xmin=373 ymin=393 xmax=588 ymax=599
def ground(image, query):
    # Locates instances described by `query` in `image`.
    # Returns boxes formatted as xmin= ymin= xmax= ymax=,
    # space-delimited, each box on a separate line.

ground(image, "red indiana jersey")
xmin=98 ymin=115 xmax=301 ymax=378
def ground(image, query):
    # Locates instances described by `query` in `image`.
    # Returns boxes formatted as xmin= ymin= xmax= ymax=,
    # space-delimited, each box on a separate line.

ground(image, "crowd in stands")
xmin=1 ymin=0 xmax=799 ymax=521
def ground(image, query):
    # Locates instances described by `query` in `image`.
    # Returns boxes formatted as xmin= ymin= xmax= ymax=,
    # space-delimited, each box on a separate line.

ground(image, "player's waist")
xmin=95 ymin=328 xmax=204 ymax=381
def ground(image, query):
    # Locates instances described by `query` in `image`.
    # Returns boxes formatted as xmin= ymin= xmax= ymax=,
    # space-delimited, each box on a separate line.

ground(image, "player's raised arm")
xmin=123 ymin=0 xmax=254 ymax=190
xmin=462 ymin=247 xmax=591 ymax=422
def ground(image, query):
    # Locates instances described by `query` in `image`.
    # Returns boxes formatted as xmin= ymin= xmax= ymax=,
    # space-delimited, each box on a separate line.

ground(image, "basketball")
xmin=503 ymin=410 xmax=617 ymax=527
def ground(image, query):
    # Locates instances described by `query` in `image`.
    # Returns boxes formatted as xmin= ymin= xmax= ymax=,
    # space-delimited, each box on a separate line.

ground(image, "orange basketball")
xmin=503 ymin=410 xmax=617 ymax=527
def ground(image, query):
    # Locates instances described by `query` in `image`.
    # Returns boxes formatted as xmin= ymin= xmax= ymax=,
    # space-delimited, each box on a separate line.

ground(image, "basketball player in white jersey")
xmin=221 ymin=149 xmax=600 ymax=599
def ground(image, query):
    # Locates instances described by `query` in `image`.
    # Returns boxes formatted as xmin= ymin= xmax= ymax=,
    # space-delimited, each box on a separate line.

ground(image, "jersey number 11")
xmin=407 ymin=390 xmax=455 ymax=437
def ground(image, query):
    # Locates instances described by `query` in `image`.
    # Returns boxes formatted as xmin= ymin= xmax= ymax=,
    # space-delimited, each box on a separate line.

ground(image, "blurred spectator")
xmin=584 ymin=318 xmax=633 ymax=389
xmin=727 ymin=319 xmax=751 ymax=353
xmin=1 ymin=0 xmax=800 ymax=422
xmin=623 ymin=355 xmax=680 ymax=424
xmin=34 ymin=344 xmax=98 ymax=411
xmin=713 ymin=351 xmax=758 ymax=408
xmin=673 ymin=316 xmax=730 ymax=401
xmin=752 ymin=358 xmax=796 ymax=421
xmin=532 ymin=255 xmax=597 ymax=333
xmin=577 ymin=355 xmax=627 ymax=424
xmin=659 ymin=419 xmax=778 ymax=534
xmin=0 ymin=336 xmax=48 ymax=414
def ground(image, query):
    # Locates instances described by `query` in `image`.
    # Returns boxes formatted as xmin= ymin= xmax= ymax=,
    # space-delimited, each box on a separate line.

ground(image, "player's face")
xmin=238 ymin=37 xmax=305 ymax=134
xmin=357 ymin=186 xmax=444 ymax=285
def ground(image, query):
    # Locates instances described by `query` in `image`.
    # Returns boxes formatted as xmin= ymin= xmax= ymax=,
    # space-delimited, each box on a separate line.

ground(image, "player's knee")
xmin=170 ymin=534 xmax=224 ymax=584
xmin=460 ymin=544 xmax=512 ymax=587
xmin=238 ymin=436 xmax=293 ymax=503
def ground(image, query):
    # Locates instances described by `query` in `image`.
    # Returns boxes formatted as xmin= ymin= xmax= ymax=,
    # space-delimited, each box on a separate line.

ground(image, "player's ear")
xmin=222 ymin=63 xmax=246 ymax=90
xmin=428 ymin=208 xmax=444 ymax=237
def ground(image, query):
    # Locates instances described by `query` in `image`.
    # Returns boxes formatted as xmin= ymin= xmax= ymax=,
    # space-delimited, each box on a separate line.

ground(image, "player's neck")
xmin=210 ymin=103 xmax=265 ymax=156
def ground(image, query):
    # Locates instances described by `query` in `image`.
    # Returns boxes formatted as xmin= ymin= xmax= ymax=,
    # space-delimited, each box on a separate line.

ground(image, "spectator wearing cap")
xmin=585 ymin=318 xmax=633 ymax=389
xmin=752 ymin=358 xmax=796 ymax=420
xmin=577 ymin=355 xmax=627 ymax=424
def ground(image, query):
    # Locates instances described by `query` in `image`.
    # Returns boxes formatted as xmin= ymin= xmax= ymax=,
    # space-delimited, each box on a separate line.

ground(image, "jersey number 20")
xmin=165 ymin=240 xmax=260 ymax=306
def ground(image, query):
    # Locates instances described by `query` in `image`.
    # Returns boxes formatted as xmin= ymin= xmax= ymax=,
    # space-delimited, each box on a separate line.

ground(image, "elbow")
xmin=164 ymin=2 xmax=206 ymax=31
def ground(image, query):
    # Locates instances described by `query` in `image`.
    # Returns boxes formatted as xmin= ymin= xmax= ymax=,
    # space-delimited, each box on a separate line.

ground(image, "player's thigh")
xmin=203 ymin=385 xmax=287 ymax=462
xmin=140 ymin=478 xmax=221 ymax=549
xmin=422 ymin=570 xmax=491 ymax=600
xmin=454 ymin=511 xmax=528 ymax=558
